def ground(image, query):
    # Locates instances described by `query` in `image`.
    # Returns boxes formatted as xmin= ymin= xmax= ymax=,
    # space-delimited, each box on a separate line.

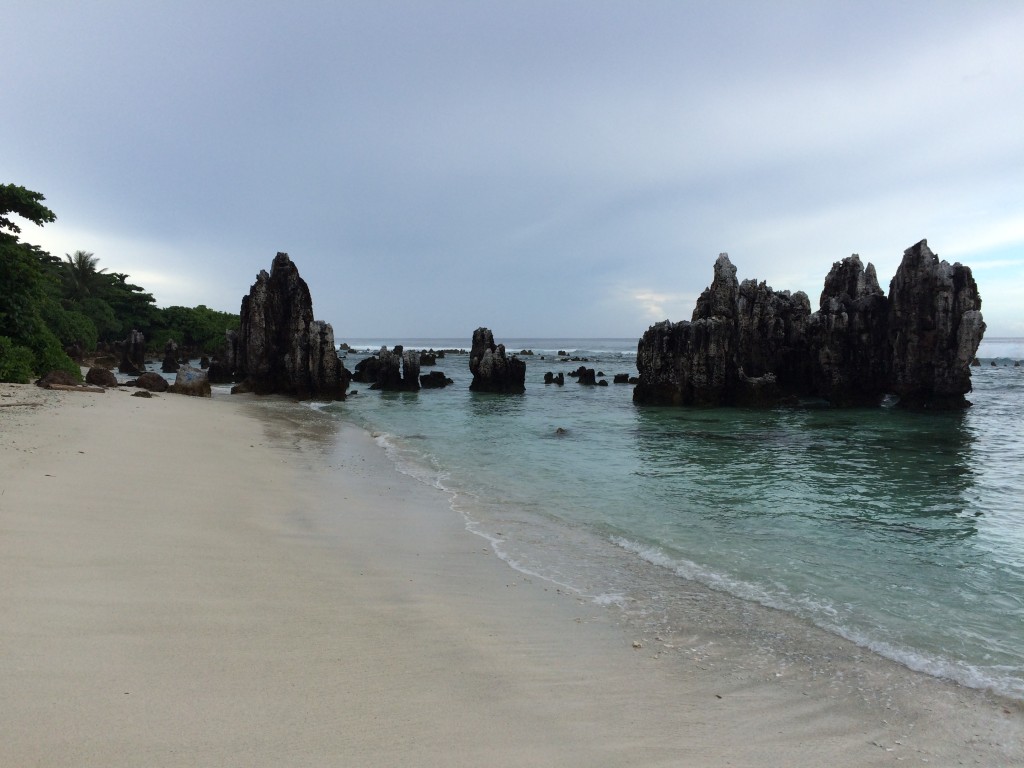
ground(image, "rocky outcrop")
xmin=887 ymin=240 xmax=985 ymax=409
xmin=118 ymin=329 xmax=146 ymax=375
xmin=634 ymin=240 xmax=984 ymax=409
xmin=232 ymin=253 xmax=350 ymax=400
xmin=161 ymin=339 xmax=180 ymax=373
xmin=370 ymin=346 xmax=421 ymax=391
xmin=469 ymin=328 xmax=526 ymax=393
xmin=420 ymin=371 xmax=454 ymax=389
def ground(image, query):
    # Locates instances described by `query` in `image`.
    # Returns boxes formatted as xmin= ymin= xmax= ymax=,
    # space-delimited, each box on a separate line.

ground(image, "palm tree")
xmin=61 ymin=250 xmax=106 ymax=302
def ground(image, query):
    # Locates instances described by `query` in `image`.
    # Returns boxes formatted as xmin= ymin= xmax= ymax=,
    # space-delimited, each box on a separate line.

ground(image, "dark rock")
xmin=135 ymin=372 xmax=169 ymax=392
xmin=887 ymin=240 xmax=984 ymax=409
xmin=169 ymin=365 xmax=211 ymax=397
xmin=118 ymin=329 xmax=146 ymax=375
xmin=35 ymin=370 xmax=79 ymax=388
xmin=597 ymin=379 xmax=609 ymax=387
xmin=85 ymin=367 xmax=118 ymax=388
xmin=575 ymin=367 xmax=597 ymax=386
xmin=420 ymin=371 xmax=454 ymax=389
xmin=419 ymin=351 xmax=437 ymax=366
xmin=543 ymin=371 xmax=565 ymax=385
xmin=161 ymin=339 xmax=180 ymax=373
xmin=200 ymin=356 xmax=210 ymax=369
xmin=469 ymin=328 xmax=526 ymax=394
xmin=352 ymin=355 xmax=381 ymax=384
xmin=613 ymin=373 xmax=630 ymax=384
xmin=233 ymin=253 xmax=350 ymax=400
xmin=131 ymin=390 xmax=153 ymax=398
xmin=634 ymin=240 xmax=984 ymax=409
xmin=370 ymin=346 xmax=420 ymax=391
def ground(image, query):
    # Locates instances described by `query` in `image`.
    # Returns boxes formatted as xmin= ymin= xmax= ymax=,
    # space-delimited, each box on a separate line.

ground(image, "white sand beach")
xmin=1 ymin=382 xmax=1021 ymax=767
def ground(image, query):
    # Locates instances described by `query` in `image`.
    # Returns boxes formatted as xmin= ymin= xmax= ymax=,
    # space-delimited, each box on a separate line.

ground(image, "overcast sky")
xmin=4 ymin=1 xmax=1022 ymax=339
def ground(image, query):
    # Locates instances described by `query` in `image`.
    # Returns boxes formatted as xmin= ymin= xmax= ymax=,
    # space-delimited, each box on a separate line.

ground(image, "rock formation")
xmin=161 ymin=339 xmax=180 ymax=373
xmin=231 ymin=253 xmax=350 ymax=400
xmin=469 ymin=328 xmax=526 ymax=393
xmin=370 ymin=346 xmax=421 ymax=391
xmin=118 ymin=329 xmax=146 ymax=375
xmin=634 ymin=240 xmax=984 ymax=409
xmin=420 ymin=371 xmax=454 ymax=389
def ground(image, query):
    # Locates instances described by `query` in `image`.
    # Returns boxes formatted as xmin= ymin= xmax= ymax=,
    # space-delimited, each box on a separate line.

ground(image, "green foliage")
xmin=0 ymin=336 xmax=36 ymax=383
xmin=0 ymin=184 xmax=56 ymax=236
xmin=41 ymin=300 xmax=99 ymax=351
xmin=60 ymin=250 xmax=107 ymax=302
xmin=150 ymin=304 xmax=240 ymax=353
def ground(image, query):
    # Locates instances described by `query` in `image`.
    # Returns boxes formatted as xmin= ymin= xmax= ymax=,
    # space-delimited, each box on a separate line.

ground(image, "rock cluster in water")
xmin=469 ymin=327 xmax=526 ymax=393
xmin=219 ymin=253 xmax=350 ymax=400
xmin=633 ymin=240 xmax=985 ymax=409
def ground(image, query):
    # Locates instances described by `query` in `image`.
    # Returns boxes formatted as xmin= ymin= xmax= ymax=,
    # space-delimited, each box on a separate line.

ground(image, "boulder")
xmin=169 ymin=365 xmax=211 ymax=397
xmin=35 ymin=369 xmax=79 ymax=388
xmin=85 ymin=367 xmax=118 ymax=388
xmin=370 ymin=346 xmax=420 ymax=391
xmin=574 ymin=366 xmax=597 ymax=385
xmin=420 ymin=371 xmax=454 ymax=389
xmin=544 ymin=371 xmax=565 ymax=385
xmin=135 ymin=372 xmax=169 ymax=392
xmin=233 ymin=253 xmax=350 ymax=400
xmin=469 ymin=328 xmax=526 ymax=393
xmin=352 ymin=355 xmax=381 ymax=384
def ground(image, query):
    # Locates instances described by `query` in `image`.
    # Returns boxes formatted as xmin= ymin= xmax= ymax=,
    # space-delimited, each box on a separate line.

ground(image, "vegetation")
xmin=0 ymin=183 xmax=239 ymax=383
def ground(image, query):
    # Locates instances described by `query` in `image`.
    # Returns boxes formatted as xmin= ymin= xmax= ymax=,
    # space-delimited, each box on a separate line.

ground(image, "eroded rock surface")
xmin=469 ymin=328 xmax=526 ymax=394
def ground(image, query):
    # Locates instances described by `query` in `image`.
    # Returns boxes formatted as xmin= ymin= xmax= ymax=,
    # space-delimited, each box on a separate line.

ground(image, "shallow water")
xmin=323 ymin=336 xmax=1024 ymax=699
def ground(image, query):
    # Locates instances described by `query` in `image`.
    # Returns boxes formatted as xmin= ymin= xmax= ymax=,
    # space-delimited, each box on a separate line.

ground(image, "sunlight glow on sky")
xmin=4 ymin=1 xmax=1023 ymax=338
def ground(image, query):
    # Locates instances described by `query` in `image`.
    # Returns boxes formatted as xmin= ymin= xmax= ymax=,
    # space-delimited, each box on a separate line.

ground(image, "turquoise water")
xmin=323 ymin=337 xmax=1024 ymax=699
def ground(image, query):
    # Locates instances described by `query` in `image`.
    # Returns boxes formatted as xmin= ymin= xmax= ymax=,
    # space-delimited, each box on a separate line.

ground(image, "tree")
xmin=0 ymin=184 xmax=78 ymax=381
xmin=61 ymin=250 xmax=107 ymax=302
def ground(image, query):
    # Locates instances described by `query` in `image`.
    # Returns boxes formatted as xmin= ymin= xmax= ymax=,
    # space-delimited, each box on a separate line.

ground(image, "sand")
xmin=1 ymin=381 xmax=1021 ymax=767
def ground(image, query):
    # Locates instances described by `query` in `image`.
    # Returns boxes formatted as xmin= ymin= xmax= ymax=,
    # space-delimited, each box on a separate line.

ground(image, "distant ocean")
xmin=313 ymin=336 xmax=1024 ymax=700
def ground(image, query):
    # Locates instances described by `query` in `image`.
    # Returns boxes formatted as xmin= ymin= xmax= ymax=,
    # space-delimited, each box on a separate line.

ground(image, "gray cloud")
xmin=4 ymin=0 xmax=1022 ymax=338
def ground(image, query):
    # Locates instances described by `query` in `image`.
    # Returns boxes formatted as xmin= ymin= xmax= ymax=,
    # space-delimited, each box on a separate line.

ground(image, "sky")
xmin=3 ymin=1 xmax=1023 ymax=339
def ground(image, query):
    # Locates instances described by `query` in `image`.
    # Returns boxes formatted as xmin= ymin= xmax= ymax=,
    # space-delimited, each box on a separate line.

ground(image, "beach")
xmin=1 ymin=382 xmax=1021 ymax=767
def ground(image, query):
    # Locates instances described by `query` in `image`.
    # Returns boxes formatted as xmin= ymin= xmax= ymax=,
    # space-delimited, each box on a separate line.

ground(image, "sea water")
xmin=321 ymin=337 xmax=1024 ymax=700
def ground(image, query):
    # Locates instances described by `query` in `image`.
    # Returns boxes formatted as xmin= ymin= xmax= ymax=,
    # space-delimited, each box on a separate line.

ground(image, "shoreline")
xmin=1 ymin=382 xmax=1021 ymax=766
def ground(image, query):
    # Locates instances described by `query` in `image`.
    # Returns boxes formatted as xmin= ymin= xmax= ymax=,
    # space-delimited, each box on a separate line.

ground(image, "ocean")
xmin=316 ymin=336 xmax=1024 ymax=700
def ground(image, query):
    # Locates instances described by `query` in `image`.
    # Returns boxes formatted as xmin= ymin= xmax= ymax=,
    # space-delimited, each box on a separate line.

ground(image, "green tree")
xmin=61 ymin=250 xmax=107 ymax=302
xmin=0 ymin=184 xmax=78 ymax=381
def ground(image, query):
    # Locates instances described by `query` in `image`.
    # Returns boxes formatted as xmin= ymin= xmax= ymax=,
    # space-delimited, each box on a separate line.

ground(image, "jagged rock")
xmin=161 ymin=339 xmax=180 ymax=373
xmin=370 ymin=346 xmax=420 ymax=391
xmin=85 ymin=367 xmax=118 ymax=388
xmin=200 ymin=356 xmax=210 ymax=369
xmin=634 ymin=240 xmax=984 ymax=409
xmin=544 ymin=371 xmax=565 ymax=385
xmin=420 ymin=371 xmax=454 ymax=389
xmin=469 ymin=328 xmax=526 ymax=393
xmin=169 ymin=365 xmax=211 ymax=397
xmin=419 ymin=352 xmax=437 ymax=366
xmin=887 ymin=240 xmax=985 ymax=409
xmin=118 ymin=329 xmax=146 ymax=375
xmin=806 ymin=256 xmax=890 ymax=406
xmin=131 ymin=390 xmax=153 ymax=398
xmin=613 ymin=373 xmax=630 ymax=384
xmin=135 ymin=372 xmax=169 ymax=392
xmin=233 ymin=253 xmax=350 ymax=400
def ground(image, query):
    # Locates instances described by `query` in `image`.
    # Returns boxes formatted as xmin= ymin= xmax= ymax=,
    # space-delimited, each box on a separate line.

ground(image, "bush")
xmin=0 ymin=335 xmax=36 ymax=383
xmin=42 ymin=302 xmax=99 ymax=351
